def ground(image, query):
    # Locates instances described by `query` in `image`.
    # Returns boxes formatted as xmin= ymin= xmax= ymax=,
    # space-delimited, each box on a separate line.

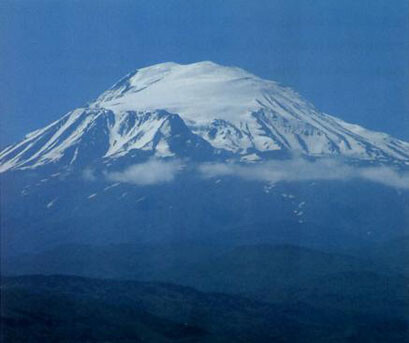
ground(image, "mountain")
xmin=1 ymin=61 xmax=409 ymax=172
xmin=1 ymin=62 xmax=409 ymax=342
xmin=5 ymin=242 xmax=409 ymax=321
xmin=1 ymin=61 xmax=409 ymax=255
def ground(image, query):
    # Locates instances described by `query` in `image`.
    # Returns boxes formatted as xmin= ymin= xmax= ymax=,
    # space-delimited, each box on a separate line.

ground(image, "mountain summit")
xmin=1 ymin=61 xmax=409 ymax=172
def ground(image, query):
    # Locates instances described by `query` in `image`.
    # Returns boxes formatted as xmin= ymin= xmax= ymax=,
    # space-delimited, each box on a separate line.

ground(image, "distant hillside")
xmin=2 ymin=275 xmax=408 ymax=343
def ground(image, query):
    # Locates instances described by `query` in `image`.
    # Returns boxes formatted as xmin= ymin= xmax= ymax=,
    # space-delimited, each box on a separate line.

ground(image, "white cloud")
xmin=82 ymin=168 xmax=96 ymax=181
xmin=198 ymin=159 xmax=409 ymax=189
xmin=105 ymin=159 xmax=183 ymax=185
xmin=358 ymin=166 xmax=409 ymax=189
xmin=88 ymin=157 xmax=408 ymax=189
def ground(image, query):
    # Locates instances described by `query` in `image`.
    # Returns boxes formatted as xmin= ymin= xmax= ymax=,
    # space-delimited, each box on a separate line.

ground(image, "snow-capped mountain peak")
xmin=1 ymin=61 xmax=409 ymax=172
xmin=94 ymin=61 xmax=289 ymax=124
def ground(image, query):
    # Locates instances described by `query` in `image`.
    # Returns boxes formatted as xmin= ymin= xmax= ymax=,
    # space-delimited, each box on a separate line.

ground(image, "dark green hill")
xmin=2 ymin=275 xmax=408 ymax=343
xmin=4 ymin=243 xmax=409 ymax=326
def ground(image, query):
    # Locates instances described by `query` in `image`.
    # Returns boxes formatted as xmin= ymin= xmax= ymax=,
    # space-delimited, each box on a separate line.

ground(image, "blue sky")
xmin=1 ymin=0 xmax=408 ymax=146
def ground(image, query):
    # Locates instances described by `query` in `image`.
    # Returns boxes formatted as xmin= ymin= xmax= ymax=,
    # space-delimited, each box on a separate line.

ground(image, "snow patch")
xmin=47 ymin=198 xmax=58 ymax=208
